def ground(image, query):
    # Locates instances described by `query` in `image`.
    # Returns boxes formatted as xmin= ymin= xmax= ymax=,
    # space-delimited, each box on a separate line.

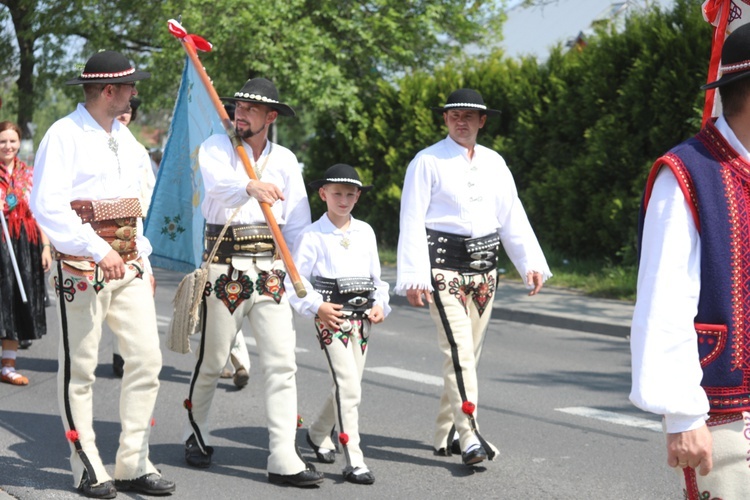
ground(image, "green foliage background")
xmin=307 ymin=0 xmax=710 ymax=263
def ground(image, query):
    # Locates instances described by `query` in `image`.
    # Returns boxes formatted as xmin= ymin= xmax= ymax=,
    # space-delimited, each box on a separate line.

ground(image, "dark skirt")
xmin=0 ymin=223 xmax=47 ymax=341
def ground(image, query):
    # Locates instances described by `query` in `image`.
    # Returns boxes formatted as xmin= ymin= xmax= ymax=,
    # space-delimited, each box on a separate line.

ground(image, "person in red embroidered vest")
xmin=0 ymin=120 xmax=51 ymax=386
xmin=30 ymin=51 xmax=175 ymax=498
xmin=630 ymin=23 xmax=750 ymax=499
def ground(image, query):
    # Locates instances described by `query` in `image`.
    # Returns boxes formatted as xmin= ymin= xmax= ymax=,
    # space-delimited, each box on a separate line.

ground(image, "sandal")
xmin=1 ymin=359 xmax=29 ymax=386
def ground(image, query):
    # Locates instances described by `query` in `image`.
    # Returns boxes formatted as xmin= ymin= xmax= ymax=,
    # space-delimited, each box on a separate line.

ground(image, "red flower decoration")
xmin=462 ymin=401 xmax=476 ymax=415
xmin=339 ymin=432 xmax=349 ymax=446
xmin=183 ymin=399 xmax=193 ymax=410
xmin=297 ymin=415 xmax=303 ymax=428
xmin=65 ymin=430 xmax=79 ymax=442
xmin=77 ymin=281 xmax=87 ymax=291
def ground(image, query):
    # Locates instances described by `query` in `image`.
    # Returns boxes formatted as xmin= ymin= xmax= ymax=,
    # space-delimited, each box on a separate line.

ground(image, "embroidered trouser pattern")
xmin=679 ymin=412 xmax=750 ymax=500
xmin=184 ymin=259 xmax=305 ymax=476
xmin=309 ymin=317 xmax=369 ymax=470
xmin=429 ymin=268 xmax=498 ymax=455
xmin=54 ymin=260 xmax=161 ymax=487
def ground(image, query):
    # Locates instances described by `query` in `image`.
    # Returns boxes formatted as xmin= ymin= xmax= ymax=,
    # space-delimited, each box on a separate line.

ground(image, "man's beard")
xmin=238 ymin=122 xmax=267 ymax=140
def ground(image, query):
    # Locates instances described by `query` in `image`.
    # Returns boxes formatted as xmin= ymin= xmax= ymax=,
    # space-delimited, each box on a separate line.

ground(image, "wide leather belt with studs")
xmin=204 ymin=223 xmax=276 ymax=263
xmin=426 ymin=228 xmax=500 ymax=274
xmin=60 ymin=198 xmax=141 ymax=262
xmin=313 ymin=276 xmax=375 ymax=313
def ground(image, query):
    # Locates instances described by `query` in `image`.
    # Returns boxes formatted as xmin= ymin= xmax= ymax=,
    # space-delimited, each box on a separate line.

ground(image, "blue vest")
xmin=640 ymin=122 xmax=750 ymax=413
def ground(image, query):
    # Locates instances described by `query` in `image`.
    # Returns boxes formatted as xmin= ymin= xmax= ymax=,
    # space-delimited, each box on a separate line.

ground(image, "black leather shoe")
xmin=78 ymin=470 xmax=116 ymax=499
xmin=343 ymin=466 xmax=375 ymax=485
xmin=185 ymin=434 xmax=213 ymax=468
xmin=434 ymin=439 xmax=461 ymax=456
xmin=268 ymin=469 xmax=324 ymax=487
xmin=114 ymin=473 xmax=175 ymax=495
xmin=462 ymin=445 xmax=487 ymax=466
xmin=306 ymin=432 xmax=335 ymax=464
xmin=18 ymin=339 xmax=32 ymax=350
xmin=112 ymin=354 xmax=124 ymax=378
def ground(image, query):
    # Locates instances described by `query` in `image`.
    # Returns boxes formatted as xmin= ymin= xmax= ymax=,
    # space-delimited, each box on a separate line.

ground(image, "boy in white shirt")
xmin=287 ymin=163 xmax=390 ymax=485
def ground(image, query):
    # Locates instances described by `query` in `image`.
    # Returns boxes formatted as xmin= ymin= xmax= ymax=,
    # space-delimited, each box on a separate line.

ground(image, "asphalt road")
xmin=0 ymin=268 xmax=677 ymax=499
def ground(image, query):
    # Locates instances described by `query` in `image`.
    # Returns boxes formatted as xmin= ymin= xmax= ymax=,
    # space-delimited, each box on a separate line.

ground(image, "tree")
xmin=0 ymin=0 xmax=168 ymax=137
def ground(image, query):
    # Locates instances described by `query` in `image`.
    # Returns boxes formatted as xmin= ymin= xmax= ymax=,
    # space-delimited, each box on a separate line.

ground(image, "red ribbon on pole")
xmin=702 ymin=0 xmax=731 ymax=126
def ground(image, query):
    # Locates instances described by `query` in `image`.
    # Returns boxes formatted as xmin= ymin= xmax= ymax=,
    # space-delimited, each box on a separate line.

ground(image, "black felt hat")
xmin=703 ymin=23 xmax=750 ymax=90
xmin=308 ymin=164 xmax=373 ymax=192
xmin=221 ymin=78 xmax=295 ymax=117
xmin=431 ymin=88 xmax=500 ymax=116
xmin=66 ymin=51 xmax=151 ymax=85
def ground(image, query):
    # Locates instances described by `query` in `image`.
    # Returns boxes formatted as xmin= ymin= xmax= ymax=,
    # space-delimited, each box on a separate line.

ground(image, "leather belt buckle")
xmin=347 ymin=296 xmax=369 ymax=307
xmin=234 ymin=242 xmax=275 ymax=253
xmin=470 ymin=250 xmax=495 ymax=260
xmin=469 ymin=260 xmax=494 ymax=271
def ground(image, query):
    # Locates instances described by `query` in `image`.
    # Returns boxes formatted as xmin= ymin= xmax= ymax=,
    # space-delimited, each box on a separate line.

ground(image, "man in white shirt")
xmin=396 ymin=89 xmax=551 ymax=466
xmin=30 ymin=51 xmax=175 ymax=498
xmin=630 ymin=24 xmax=750 ymax=498
xmin=180 ymin=77 xmax=321 ymax=487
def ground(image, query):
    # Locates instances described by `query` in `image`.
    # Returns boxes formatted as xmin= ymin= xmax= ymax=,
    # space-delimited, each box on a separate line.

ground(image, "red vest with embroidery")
xmin=641 ymin=121 xmax=750 ymax=413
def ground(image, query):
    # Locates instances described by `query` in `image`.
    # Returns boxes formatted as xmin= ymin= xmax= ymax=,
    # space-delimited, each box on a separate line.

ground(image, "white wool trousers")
xmin=679 ymin=412 xmax=750 ymax=500
xmin=184 ymin=258 xmax=305 ymax=476
xmin=428 ymin=268 xmax=498 ymax=455
xmin=308 ymin=317 xmax=370 ymax=470
xmin=53 ymin=260 xmax=161 ymax=487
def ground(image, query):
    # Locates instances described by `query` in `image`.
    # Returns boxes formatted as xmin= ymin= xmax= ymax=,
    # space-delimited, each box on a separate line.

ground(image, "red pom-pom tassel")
xmin=462 ymin=401 xmax=476 ymax=415
xmin=339 ymin=432 xmax=349 ymax=445
xmin=183 ymin=399 xmax=193 ymax=410
xmin=151 ymin=417 xmax=156 ymax=427
xmin=65 ymin=430 xmax=79 ymax=442
xmin=297 ymin=415 xmax=303 ymax=428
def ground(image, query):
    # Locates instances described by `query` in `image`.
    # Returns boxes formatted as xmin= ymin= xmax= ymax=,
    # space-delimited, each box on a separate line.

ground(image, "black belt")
xmin=204 ymin=223 xmax=276 ymax=263
xmin=426 ymin=228 xmax=499 ymax=274
xmin=313 ymin=276 xmax=375 ymax=313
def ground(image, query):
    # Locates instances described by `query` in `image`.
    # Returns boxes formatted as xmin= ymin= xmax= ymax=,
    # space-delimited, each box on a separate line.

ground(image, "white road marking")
xmin=365 ymin=366 xmax=444 ymax=387
xmin=555 ymin=406 xmax=662 ymax=432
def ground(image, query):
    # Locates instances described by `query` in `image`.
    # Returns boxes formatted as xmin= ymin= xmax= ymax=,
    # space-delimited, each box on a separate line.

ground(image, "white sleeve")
xmin=30 ymin=126 xmax=112 ymax=262
xmin=199 ymin=137 xmax=253 ymax=209
xmin=368 ymin=227 xmax=391 ymax=316
xmin=629 ymin=168 xmax=709 ymax=433
xmin=395 ymin=155 xmax=433 ymax=294
xmin=285 ymin=230 xmax=324 ymax=318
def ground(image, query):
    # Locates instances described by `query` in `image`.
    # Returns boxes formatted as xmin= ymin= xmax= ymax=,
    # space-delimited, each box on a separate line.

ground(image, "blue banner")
xmin=144 ymin=56 xmax=223 ymax=272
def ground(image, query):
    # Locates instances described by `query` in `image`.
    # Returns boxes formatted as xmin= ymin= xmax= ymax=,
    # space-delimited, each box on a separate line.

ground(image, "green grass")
xmin=379 ymin=246 xmax=637 ymax=302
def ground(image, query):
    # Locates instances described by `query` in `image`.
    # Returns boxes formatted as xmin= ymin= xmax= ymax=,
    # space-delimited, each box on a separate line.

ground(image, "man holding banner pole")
xmin=181 ymin=76 xmax=319 ymax=487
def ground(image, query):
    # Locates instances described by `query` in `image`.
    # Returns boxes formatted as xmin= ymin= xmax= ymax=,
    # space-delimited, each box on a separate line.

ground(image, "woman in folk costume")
xmin=0 ymin=121 xmax=50 ymax=386
xmin=287 ymin=164 xmax=390 ymax=485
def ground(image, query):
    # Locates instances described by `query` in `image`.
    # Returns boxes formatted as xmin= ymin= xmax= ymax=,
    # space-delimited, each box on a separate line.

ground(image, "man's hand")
xmin=317 ymin=302 xmax=344 ymax=330
xmin=246 ymin=180 xmax=285 ymax=205
xmin=526 ymin=271 xmax=544 ymax=296
xmin=406 ymin=288 xmax=432 ymax=307
xmin=368 ymin=305 xmax=385 ymax=324
xmin=98 ymin=249 xmax=126 ymax=281
xmin=666 ymin=424 xmax=713 ymax=476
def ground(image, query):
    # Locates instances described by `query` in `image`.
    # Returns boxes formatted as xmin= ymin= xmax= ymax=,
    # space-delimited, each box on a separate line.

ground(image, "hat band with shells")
xmin=81 ymin=68 xmax=136 ymax=79
xmin=324 ymin=177 xmax=362 ymax=186
xmin=233 ymin=92 xmax=280 ymax=104
xmin=444 ymin=102 xmax=487 ymax=110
